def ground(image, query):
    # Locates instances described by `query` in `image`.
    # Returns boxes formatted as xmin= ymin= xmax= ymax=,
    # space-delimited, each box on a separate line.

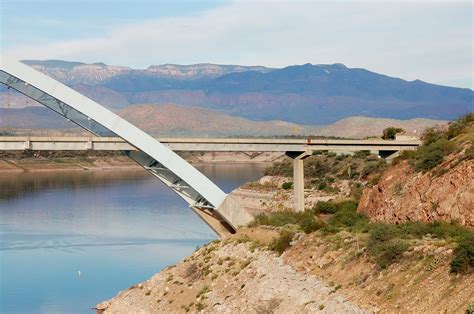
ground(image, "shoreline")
xmin=0 ymin=153 xmax=280 ymax=173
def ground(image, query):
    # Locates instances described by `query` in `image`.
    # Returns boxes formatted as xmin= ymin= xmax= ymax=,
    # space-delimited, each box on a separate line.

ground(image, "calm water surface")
xmin=0 ymin=163 xmax=267 ymax=313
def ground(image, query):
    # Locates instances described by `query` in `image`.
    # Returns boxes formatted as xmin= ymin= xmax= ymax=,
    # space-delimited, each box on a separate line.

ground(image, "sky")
xmin=0 ymin=0 xmax=473 ymax=89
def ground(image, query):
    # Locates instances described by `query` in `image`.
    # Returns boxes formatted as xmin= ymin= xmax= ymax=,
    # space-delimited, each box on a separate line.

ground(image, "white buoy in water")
xmin=78 ymin=270 xmax=82 ymax=277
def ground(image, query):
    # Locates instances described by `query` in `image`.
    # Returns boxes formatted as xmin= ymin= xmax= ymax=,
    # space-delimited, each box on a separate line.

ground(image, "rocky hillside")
xmin=316 ymin=116 xmax=442 ymax=138
xmin=96 ymin=224 xmax=473 ymax=313
xmin=118 ymin=104 xmax=314 ymax=136
xmin=0 ymin=104 xmax=445 ymax=138
xmin=358 ymin=153 xmax=473 ymax=226
xmin=96 ymin=240 xmax=368 ymax=313
xmin=358 ymin=113 xmax=474 ymax=226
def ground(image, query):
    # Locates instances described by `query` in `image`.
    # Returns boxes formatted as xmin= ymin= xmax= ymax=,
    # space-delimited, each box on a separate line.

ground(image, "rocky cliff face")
xmin=358 ymin=153 xmax=474 ymax=227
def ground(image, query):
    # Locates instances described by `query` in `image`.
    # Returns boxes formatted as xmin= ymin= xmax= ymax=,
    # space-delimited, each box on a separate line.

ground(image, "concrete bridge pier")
xmin=286 ymin=150 xmax=312 ymax=212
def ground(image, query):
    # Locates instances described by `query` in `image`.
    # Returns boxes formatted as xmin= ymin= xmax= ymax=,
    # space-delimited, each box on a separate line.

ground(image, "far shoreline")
xmin=0 ymin=157 xmax=275 ymax=173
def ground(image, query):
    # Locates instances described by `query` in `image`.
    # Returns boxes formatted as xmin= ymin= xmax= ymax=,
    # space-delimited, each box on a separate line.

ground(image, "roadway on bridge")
xmin=0 ymin=136 xmax=421 ymax=152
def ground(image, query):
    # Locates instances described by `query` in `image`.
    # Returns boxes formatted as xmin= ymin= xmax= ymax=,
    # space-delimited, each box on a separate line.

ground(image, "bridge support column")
xmin=24 ymin=138 xmax=31 ymax=150
xmin=286 ymin=151 xmax=312 ymax=212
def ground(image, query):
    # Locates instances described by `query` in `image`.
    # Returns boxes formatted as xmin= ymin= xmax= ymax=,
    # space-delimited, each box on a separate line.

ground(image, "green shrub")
xmin=252 ymin=210 xmax=297 ymax=227
xmin=422 ymin=127 xmax=446 ymax=146
xmin=269 ymin=230 xmax=295 ymax=255
xmin=317 ymin=181 xmax=328 ymax=190
xmin=424 ymin=221 xmax=472 ymax=241
xmin=368 ymin=224 xmax=401 ymax=243
xmin=370 ymin=240 xmax=409 ymax=269
xmin=397 ymin=221 xmax=430 ymax=238
xmin=400 ymin=149 xmax=417 ymax=160
xmin=446 ymin=113 xmax=474 ymax=140
xmin=282 ymin=182 xmax=293 ymax=190
xmin=366 ymin=224 xmax=408 ymax=268
xmin=400 ymin=114 xmax=474 ymax=172
xmin=313 ymin=201 xmax=337 ymax=214
xmin=314 ymin=181 xmax=338 ymax=193
xmin=251 ymin=209 xmax=322 ymax=234
xmin=382 ymin=127 xmax=404 ymax=140
xmin=299 ymin=216 xmax=325 ymax=234
xmin=197 ymin=285 xmax=209 ymax=298
xmin=337 ymin=200 xmax=358 ymax=212
xmin=327 ymin=201 xmax=367 ymax=230
xmin=450 ymin=235 xmax=474 ymax=274
xmin=413 ymin=139 xmax=454 ymax=171
xmin=350 ymin=182 xmax=364 ymax=201
xmin=353 ymin=150 xmax=371 ymax=159
xmin=361 ymin=160 xmax=387 ymax=178
xmin=367 ymin=175 xmax=381 ymax=187
xmin=251 ymin=211 xmax=300 ymax=227
xmin=465 ymin=144 xmax=474 ymax=159
xmin=264 ymin=159 xmax=292 ymax=176
xmin=467 ymin=303 xmax=474 ymax=314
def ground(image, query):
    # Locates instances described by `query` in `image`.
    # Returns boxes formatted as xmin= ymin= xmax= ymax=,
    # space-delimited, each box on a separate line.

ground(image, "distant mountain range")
xmin=0 ymin=60 xmax=471 ymax=125
xmin=0 ymin=104 xmax=446 ymax=138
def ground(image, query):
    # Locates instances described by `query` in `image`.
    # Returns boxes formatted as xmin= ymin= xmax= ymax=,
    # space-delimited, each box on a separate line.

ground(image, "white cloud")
xmin=4 ymin=1 xmax=473 ymax=88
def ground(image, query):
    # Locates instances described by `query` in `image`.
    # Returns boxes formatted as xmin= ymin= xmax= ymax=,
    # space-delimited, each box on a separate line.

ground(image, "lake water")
xmin=0 ymin=163 xmax=267 ymax=313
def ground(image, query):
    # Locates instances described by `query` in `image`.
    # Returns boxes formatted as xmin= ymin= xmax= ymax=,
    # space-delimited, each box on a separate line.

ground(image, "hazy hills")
xmin=0 ymin=104 xmax=445 ymax=138
xmin=2 ymin=60 xmax=471 ymax=125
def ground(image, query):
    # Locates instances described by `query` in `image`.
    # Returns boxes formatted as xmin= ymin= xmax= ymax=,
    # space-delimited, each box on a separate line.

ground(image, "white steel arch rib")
xmin=0 ymin=56 xmax=252 ymax=236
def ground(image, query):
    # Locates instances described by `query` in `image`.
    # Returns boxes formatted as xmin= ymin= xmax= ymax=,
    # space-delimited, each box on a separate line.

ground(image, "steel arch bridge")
xmin=0 ymin=56 xmax=252 ymax=237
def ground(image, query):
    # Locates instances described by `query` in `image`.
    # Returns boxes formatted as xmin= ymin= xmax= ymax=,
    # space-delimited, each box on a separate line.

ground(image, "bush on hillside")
xmin=349 ymin=182 xmax=364 ymax=201
xmin=353 ymin=150 xmax=371 ymax=159
xmin=413 ymin=138 xmax=454 ymax=171
xmin=382 ymin=127 xmax=404 ymax=140
xmin=263 ymin=159 xmax=292 ymax=177
xmin=361 ymin=159 xmax=387 ymax=178
xmin=299 ymin=216 xmax=325 ymax=234
xmin=450 ymin=235 xmax=474 ymax=274
xmin=446 ymin=112 xmax=474 ymax=140
xmin=366 ymin=224 xmax=408 ymax=268
xmin=251 ymin=209 xmax=323 ymax=234
xmin=251 ymin=199 xmax=474 ymax=272
xmin=268 ymin=230 xmax=295 ymax=255
xmin=401 ymin=114 xmax=473 ymax=172
xmin=370 ymin=240 xmax=409 ymax=269
xmin=465 ymin=145 xmax=474 ymax=159
xmin=313 ymin=201 xmax=337 ymax=214
xmin=325 ymin=200 xmax=367 ymax=231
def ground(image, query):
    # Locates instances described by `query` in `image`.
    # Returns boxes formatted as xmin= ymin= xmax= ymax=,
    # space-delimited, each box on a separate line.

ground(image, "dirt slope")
xmin=96 ymin=241 xmax=368 ymax=313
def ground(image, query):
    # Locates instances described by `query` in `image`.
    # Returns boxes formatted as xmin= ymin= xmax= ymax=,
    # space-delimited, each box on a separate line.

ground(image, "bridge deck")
xmin=0 ymin=136 xmax=421 ymax=152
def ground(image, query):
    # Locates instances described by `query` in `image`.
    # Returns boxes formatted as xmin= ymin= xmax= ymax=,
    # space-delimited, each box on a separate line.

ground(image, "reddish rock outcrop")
xmin=358 ymin=154 xmax=474 ymax=227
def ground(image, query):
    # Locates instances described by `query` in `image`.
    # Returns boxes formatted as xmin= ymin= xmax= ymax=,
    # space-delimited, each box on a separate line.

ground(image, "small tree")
xmin=382 ymin=127 xmax=404 ymax=140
